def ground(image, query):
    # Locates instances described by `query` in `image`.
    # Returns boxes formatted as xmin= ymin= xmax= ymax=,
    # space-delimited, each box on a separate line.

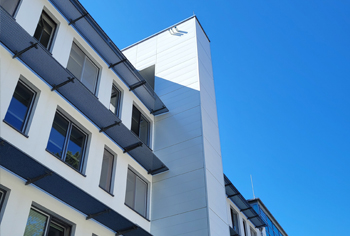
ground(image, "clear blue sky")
xmin=79 ymin=1 xmax=350 ymax=235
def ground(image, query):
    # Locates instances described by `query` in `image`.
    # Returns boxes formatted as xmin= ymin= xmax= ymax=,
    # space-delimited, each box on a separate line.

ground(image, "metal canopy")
xmin=224 ymin=175 xmax=266 ymax=228
xmin=0 ymin=8 xmax=168 ymax=175
xmin=49 ymin=0 xmax=168 ymax=116
xmin=0 ymin=138 xmax=151 ymax=236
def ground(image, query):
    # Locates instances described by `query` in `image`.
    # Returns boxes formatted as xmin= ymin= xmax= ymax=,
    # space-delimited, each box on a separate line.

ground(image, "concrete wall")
xmin=123 ymin=17 xmax=228 ymax=236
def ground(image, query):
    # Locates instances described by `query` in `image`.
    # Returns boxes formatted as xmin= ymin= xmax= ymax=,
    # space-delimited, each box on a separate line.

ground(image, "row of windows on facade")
xmin=3 ymin=80 xmax=150 ymax=218
xmin=1 ymin=2 xmax=151 ymax=146
xmin=251 ymin=204 xmax=284 ymax=236
xmin=231 ymin=208 xmax=258 ymax=236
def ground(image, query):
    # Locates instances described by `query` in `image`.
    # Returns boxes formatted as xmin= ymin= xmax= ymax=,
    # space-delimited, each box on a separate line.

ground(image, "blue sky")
xmin=79 ymin=1 xmax=350 ymax=235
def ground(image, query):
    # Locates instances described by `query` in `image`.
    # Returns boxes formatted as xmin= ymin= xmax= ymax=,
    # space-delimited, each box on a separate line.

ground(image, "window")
xmin=250 ymin=227 xmax=257 ymax=236
xmin=242 ymin=220 xmax=248 ymax=236
xmin=0 ymin=188 xmax=7 ymax=214
xmin=23 ymin=207 xmax=71 ymax=236
xmin=67 ymin=43 xmax=99 ymax=94
xmin=99 ymin=149 xmax=115 ymax=193
xmin=230 ymin=208 xmax=239 ymax=234
xmin=131 ymin=106 xmax=150 ymax=146
xmin=34 ymin=11 xmax=57 ymax=50
xmin=46 ymin=112 xmax=87 ymax=172
xmin=109 ymin=85 xmax=121 ymax=117
xmin=4 ymin=80 xmax=36 ymax=133
xmin=0 ymin=0 xmax=20 ymax=16
xmin=125 ymin=169 xmax=148 ymax=218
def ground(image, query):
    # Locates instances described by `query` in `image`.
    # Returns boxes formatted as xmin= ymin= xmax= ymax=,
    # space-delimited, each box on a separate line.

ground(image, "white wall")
xmin=0 ymin=0 xmax=159 ymax=232
xmin=123 ymin=17 xmax=228 ymax=236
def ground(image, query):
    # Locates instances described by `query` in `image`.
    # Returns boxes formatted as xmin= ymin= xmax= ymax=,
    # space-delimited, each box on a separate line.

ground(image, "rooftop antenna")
xmin=250 ymin=174 xmax=256 ymax=199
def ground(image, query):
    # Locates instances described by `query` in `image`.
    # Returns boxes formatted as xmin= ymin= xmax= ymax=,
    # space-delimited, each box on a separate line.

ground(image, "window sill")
xmin=3 ymin=120 xmax=29 ymax=138
xmin=124 ymin=203 xmax=150 ymax=222
xmin=99 ymin=186 xmax=114 ymax=197
xmin=45 ymin=149 xmax=86 ymax=177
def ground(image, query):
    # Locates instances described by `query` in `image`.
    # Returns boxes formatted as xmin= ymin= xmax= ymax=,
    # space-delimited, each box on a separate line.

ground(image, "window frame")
xmin=46 ymin=111 xmax=88 ymax=173
xmin=242 ymin=219 xmax=248 ymax=236
xmin=3 ymin=80 xmax=37 ymax=135
xmin=67 ymin=42 xmax=100 ymax=95
xmin=23 ymin=206 xmax=71 ymax=236
xmin=230 ymin=207 xmax=240 ymax=234
xmin=124 ymin=168 xmax=149 ymax=219
xmin=99 ymin=148 xmax=116 ymax=194
xmin=250 ymin=227 xmax=257 ymax=236
xmin=0 ymin=0 xmax=21 ymax=17
xmin=131 ymin=105 xmax=151 ymax=147
xmin=109 ymin=84 xmax=122 ymax=118
xmin=33 ymin=11 xmax=57 ymax=51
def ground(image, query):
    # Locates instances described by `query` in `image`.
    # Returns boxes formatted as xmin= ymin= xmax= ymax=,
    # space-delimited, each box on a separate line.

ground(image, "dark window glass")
xmin=131 ymin=106 xmax=150 ymax=146
xmin=99 ymin=149 xmax=114 ymax=192
xmin=4 ymin=81 xmax=35 ymax=132
xmin=0 ymin=0 xmax=20 ymax=16
xmin=0 ymin=188 xmax=7 ymax=216
xmin=230 ymin=208 xmax=239 ymax=233
xmin=65 ymin=126 xmax=85 ymax=170
xmin=24 ymin=207 xmax=70 ymax=236
xmin=34 ymin=12 xmax=56 ymax=49
xmin=67 ymin=43 xmax=99 ymax=93
xmin=46 ymin=112 xmax=87 ymax=172
xmin=125 ymin=169 xmax=148 ymax=217
xmin=109 ymin=85 xmax=121 ymax=117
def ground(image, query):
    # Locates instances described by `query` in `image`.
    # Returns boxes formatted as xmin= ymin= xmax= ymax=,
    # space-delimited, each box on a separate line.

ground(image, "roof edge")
xmin=122 ymin=15 xmax=210 ymax=51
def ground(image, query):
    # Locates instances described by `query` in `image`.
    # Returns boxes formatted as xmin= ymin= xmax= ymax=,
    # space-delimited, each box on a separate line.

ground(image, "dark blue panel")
xmin=49 ymin=0 xmax=168 ymax=116
xmin=0 ymin=8 xmax=168 ymax=175
xmin=0 ymin=138 xmax=151 ymax=236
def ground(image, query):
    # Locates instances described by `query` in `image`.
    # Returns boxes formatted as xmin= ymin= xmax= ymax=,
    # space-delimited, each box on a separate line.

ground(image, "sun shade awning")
xmin=0 ymin=138 xmax=151 ymax=236
xmin=0 ymin=7 xmax=168 ymax=175
xmin=224 ymin=175 xmax=266 ymax=228
xmin=49 ymin=0 xmax=168 ymax=116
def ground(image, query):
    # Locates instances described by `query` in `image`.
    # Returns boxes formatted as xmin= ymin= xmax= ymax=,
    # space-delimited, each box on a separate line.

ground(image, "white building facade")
xmin=0 ymin=0 xmax=287 ymax=236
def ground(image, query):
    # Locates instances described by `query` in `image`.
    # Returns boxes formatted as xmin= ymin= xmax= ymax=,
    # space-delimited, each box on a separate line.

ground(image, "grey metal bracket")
xmin=148 ymin=165 xmax=166 ymax=175
xmin=13 ymin=42 xmax=38 ymax=59
xmin=108 ymin=59 xmax=127 ymax=69
xmin=123 ymin=142 xmax=143 ymax=153
xmin=129 ymin=80 xmax=146 ymax=91
xmin=86 ymin=209 xmax=110 ymax=220
xmin=51 ymin=77 xmax=75 ymax=91
xmin=150 ymin=106 xmax=167 ymax=114
xmin=69 ymin=13 xmax=88 ymax=25
xmin=25 ymin=171 xmax=53 ymax=185
xmin=116 ymin=225 xmax=138 ymax=236
xmin=240 ymin=207 xmax=252 ymax=212
xmin=248 ymin=215 xmax=260 ymax=220
xmin=99 ymin=121 xmax=121 ymax=133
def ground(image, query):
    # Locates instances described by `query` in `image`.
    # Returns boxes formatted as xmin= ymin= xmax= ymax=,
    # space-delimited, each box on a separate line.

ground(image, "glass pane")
xmin=139 ymin=115 xmax=149 ymax=146
xmin=131 ymin=106 xmax=141 ymax=136
xmin=134 ymin=176 xmax=147 ymax=217
xmin=67 ymin=44 xmax=84 ymax=80
xmin=125 ymin=170 xmax=136 ymax=208
xmin=99 ymin=150 xmax=114 ymax=191
xmin=23 ymin=209 xmax=48 ymax=236
xmin=47 ymin=113 xmax=69 ymax=158
xmin=48 ymin=222 xmax=64 ymax=236
xmin=0 ymin=0 xmax=20 ymax=16
xmin=81 ymin=57 xmax=98 ymax=93
xmin=65 ymin=126 xmax=85 ymax=170
xmin=109 ymin=86 xmax=120 ymax=116
xmin=33 ymin=13 xmax=56 ymax=49
xmin=4 ymin=82 xmax=34 ymax=131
